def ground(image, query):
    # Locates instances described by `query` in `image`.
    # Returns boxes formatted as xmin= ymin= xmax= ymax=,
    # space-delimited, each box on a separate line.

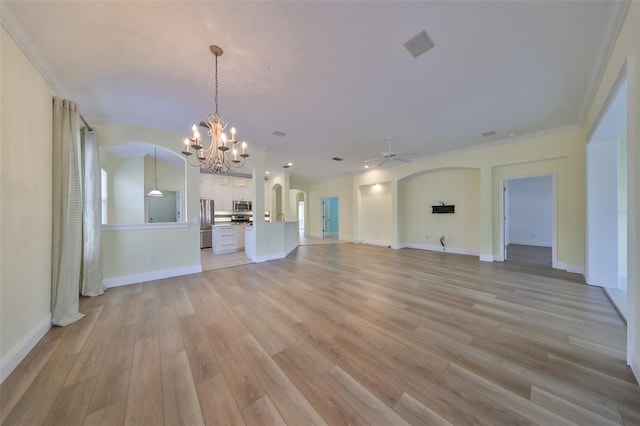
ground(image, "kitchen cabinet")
xmin=237 ymin=225 xmax=246 ymax=249
xmin=199 ymin=174 xmax=254 ymax=211
xmin=213 ymin=225 xmax=237 ymax=253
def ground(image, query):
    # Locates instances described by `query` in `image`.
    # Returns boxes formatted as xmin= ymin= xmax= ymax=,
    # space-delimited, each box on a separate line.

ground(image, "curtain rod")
xmin=79 ymin=113 xmax=93 ymax=132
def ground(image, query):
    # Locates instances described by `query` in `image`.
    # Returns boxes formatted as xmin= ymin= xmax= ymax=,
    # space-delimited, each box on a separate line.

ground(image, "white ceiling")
xmin=2 ymin=1 xmax=628 ymax=181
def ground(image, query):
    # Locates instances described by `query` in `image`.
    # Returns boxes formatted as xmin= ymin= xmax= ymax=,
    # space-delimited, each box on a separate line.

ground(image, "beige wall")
xmin=400 ymin=168 xmax=481 ymax=253
xmin=358 ymin=182 xmax=392 ymax=245
xmin=306 ymin=175 xmax=354 ymax=240
xmin=109 ymin=156 xmax=145 ymax=223
xmin=304 ymin=129 xmax=584 ymax=267
xmin=96 ymin=124 xmax=201 ymax=283
xmin=0 ymin=28 xmax=55 ymax=365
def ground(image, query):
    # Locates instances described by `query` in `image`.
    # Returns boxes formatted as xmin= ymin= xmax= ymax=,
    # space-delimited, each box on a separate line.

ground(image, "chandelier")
xmin=182 ymin=45 xmax=248 ymax=173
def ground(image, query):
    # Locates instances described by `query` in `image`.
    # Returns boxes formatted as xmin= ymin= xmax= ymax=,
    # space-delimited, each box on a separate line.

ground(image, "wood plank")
xmin=83 ymin=402 xmax=125 ymax=426
xmin=323 ymin=365 xmax=410 ymax=426
xmin=206 ymin=333 xmax=266 ymax=410
xmin=232 ymin=304 xmax=287 ymax=356
xmin=161 ymin=350 xmax=205 ymax=426
xmin=234 ymin=334 xmax=327 ymax=426
xmin=196 ymin=374 xmax=246 ymax=426
xmin=2 ymin=354 xmax=78 ymax=426
xmin=178 ymin=314 xmax=220 ymax=383
xmin=43 ymin=377 xmax=97 ymax=426
xmin=158 ymin=302 xmax=185 ymax=358
xmin=87 ymin=324 xmax=137 ymax=414
xmin=0 ymin=338 xmax=61 ymax=424
xmin=240 ymin=395 xmax=287 ymax=426
xmin=392 ymin=392 xmax=453 ymax=426
xmin=273 ymin=348 xmax=368 ymax=426
xmin=124 ymin=337 xmax=163 ymax=426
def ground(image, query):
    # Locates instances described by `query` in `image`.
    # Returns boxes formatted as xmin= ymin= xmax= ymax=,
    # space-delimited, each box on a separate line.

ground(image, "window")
xmin=101 ymin=167 xmax=108 ymax=224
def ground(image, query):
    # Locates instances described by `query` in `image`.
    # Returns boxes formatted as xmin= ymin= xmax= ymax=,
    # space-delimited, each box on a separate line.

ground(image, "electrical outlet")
xmin=193 ymin=217 xmax=199 ymax=225
xmin=149 ymin=254 xmax=156 ymax=263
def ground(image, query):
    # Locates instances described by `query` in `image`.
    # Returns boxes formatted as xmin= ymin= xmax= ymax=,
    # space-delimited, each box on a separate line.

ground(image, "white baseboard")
xmin=252 ymin=243 xmax=299 ymax=263
xmin=403 ymin=243 xmax=480 ymax=257
xmin=1 ymin=315 xmax=51 ymax=384
xmin=507 ymin=240 xmax=552 ymax=247
xmin=493 ymin=254 xmax=504 ymax=262
xmin=557 ymin=261 xmax=568 ymax=270
xmin=103 ymin=264 xmax=203 ymax=288
xmin=479 ymin=254 xmax=494 ymax=262
xmin=630 ymin=351 xmax=640 ymax=384
xmin=361 ymin=239 xmax=392 ymax=248
xmin=566 ymin=264 xmax=585 ymax=274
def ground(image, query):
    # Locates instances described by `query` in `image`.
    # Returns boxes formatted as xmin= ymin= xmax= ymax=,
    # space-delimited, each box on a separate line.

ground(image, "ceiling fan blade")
xmin=394 ymin=157 xmax=411 ymax=163
xmin=363 ymin=158 xmax=382 ymax=164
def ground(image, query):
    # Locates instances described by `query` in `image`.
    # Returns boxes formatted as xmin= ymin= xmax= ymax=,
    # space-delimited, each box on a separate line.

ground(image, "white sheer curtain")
xmin=52 ymin=98 xmax=103 ymax=326
xmin=52 ymin=97 xmax=84 ymax=326
xmin=81 ymin=128 xmax=104 ymax=296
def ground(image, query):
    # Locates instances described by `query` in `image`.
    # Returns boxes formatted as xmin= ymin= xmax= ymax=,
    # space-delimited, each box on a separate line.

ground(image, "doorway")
xmin=298 ymin=200 xmax=305 ymax=234
xmin=586 ymin=77 xmax=628 ymax=319
xmin=503 ymin=175 xmax=555 ymax=268
xmin=322 ymin=196 xmax=339 ymax=239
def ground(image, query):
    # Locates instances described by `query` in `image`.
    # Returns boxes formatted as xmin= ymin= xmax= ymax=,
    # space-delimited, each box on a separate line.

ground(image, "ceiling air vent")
xmin=404 ymin=30 xmax=435 ymax=58
xmin=272 ymin=130 xmax=287 ymax=137
xmin=481 ymin=130 xmax=497 ymax=138
xmin=332 ymin=157 xmax=343 ymax=161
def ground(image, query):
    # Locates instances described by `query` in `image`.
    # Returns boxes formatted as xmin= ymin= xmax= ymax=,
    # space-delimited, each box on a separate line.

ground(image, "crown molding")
xmin=577 ymin=0 xmax=631 ymax=126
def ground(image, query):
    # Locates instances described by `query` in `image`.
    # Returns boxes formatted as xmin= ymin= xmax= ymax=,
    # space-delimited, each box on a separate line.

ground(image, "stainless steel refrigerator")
xmin=200 ymin=199 xmax=214 ymax=249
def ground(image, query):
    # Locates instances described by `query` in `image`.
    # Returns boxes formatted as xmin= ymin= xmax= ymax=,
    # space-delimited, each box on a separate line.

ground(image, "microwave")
xmin=233 ymin=200 xmax=252 ymax=212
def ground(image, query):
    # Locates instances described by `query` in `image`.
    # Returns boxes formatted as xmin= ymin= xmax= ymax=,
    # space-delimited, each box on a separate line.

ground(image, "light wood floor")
xmin=506 ymin=244 xmax=552 ymax=268
xmin=2 ymin=244 xmax=639 ymax=425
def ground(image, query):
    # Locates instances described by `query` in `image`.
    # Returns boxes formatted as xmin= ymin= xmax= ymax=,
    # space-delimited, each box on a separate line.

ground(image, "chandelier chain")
xmin=214 ymin=53 xmax=219 ymax=116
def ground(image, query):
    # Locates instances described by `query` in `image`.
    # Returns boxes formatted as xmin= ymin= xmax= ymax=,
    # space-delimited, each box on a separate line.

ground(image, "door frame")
xmin=499 ymin=173 xmax=557 ymax=268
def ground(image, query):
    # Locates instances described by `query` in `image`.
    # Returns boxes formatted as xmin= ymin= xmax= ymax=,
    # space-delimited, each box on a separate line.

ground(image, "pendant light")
xmin=146 ymin=148 xmax=165 ymax=198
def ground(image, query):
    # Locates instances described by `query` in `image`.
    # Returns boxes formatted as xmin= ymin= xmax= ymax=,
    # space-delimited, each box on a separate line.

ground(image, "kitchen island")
xmin=212 ymin=224 xmax=247 ymax=254
xmin=245 ymin=220 xmax=299 ymax=262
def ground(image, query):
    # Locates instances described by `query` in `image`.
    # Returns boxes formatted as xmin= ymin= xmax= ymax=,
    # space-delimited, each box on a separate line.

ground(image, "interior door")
xmin=322 ymin=199 xmax=330 ymax=238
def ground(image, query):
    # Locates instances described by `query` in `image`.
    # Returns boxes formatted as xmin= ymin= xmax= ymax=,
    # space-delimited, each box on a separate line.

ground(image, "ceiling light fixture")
xmin=146 ymin=148 xmax=165 ymax=198
xmin=182 ymin=45 xmax=248 ymax=174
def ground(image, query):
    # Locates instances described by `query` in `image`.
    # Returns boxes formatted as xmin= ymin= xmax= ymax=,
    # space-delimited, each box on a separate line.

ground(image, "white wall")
xmin=0 ymin=27 xmax=55 ymax=381
xmin=507 ymin=176 xmax=553 ymax=247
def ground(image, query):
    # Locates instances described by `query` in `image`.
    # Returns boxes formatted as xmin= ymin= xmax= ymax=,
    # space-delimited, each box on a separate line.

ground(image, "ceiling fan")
xmin=363 ymin=137 xmax=417 ymax=168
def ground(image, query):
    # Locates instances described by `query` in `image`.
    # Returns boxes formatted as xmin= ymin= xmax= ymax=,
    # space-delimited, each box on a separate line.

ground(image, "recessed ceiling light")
xmin=265 ymin=171 xmax=270 ymax=175
xmin=332 ymin=157 xmax=343 ymax=162
xmin=404 ymin=30 xmax=435 ymax=58
xmin=272 ymin=130 xmax=287 ymax=137
xmin=508 ymin=132 xmax=518 ymax=137
xmin=364 ymin=165 xmax=370 ymax=169
xmin=287 ymin=162 xmax=293 ymax=166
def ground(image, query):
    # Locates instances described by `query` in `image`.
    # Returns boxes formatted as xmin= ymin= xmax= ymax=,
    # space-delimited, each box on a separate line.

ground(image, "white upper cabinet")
xmin=200 ymin=174 xmax=253 ymax=211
